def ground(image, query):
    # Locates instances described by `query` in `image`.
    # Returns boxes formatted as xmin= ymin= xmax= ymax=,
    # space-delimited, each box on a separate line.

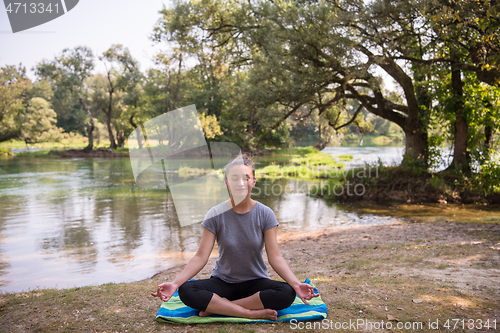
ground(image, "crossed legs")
xmin=178 ymin=277 xmax=296 ymax=320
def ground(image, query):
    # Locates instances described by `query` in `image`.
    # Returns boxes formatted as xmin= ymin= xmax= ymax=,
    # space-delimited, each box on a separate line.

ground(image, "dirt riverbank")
xmin=1 ymin=221 xmax=499 ymax=332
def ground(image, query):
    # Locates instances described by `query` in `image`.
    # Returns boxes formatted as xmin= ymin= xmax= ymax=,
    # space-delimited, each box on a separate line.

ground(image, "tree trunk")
xmin=354 ymin=53 xmax=429 ymax=166
xmin=402 ymin=123 xmax=428 ymax=164
xmin=106 ymin=108 xmax=117 ymax=150
xmin=404 ymin=67 xmax=431 ymax=168
xmin=447 ymin=67 xmax=469 ymax=172
xmin=129 ymin=114 xmax=143 ymax=149
xmin=315 ymin=116 xmax=325 ymax=150
xmin=391 ymin=83 xmax=428 ymax=166
xmin=79 ymin=98 xmax=94 ymax=152
xmin=484 ymin=120 xmax=493 ymax=163
xmin=173 ymin=50 xmax=182 ymax=110
xmin=105 ymin=70 xmax=117 ymax=150
xmin=116 ymin=130 xmax=125 ymax=148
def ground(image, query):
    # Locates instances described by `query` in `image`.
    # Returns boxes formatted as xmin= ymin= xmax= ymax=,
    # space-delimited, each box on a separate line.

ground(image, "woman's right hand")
xmin=150 ymin=228 xmax=215 ymax=303
xmin=150 ymin=282 xmax=178 ymax=302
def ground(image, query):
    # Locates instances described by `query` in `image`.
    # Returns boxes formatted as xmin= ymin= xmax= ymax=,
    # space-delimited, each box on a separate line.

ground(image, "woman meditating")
xmin=151 ymin=156 xmax=319 ymax=321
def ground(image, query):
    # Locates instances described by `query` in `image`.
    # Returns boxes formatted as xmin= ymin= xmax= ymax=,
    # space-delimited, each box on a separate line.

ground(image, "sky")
xmin=0 ymin=0 xmax=171 ymax=79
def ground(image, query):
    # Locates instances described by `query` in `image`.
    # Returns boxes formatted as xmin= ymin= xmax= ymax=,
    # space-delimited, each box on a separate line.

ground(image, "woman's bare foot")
xmin=199 ymin=308 xmax=277 ymax=320
xmin=249 ymin=309 xmax=277 ymax=321
xmin=201 ymin=295 xmax=278 ymax=321
xmin=198 ymin=310 xmax=213 ymax=317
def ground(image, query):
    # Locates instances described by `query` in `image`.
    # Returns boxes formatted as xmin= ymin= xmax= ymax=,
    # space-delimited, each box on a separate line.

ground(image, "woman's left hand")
xmin=293 ymin=283 xmax=320 ymax=305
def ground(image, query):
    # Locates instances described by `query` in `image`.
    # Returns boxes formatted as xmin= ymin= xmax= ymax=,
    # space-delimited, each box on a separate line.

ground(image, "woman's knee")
xmin=260 ymin=283 xmax=296 ymax=310
xmin=281 ymin=283 xmax=296 ymax=308
xmin=178 ymin=281 xmax=199 ymax=307
xmin=178 ymin=281 xmax=214 ymax=311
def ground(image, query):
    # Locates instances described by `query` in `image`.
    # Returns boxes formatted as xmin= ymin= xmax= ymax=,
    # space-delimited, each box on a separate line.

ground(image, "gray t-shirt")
xmin=201 ymin=201 xmax=279 ymax=283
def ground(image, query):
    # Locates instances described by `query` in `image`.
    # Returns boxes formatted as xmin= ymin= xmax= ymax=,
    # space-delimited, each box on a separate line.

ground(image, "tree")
xmin=199 ymin=112 xmax=223 ymax=139
xmin=0 ymin=64 xmax=33 ymax=142
xmin=399 ymin=0 xmax=500 ymax=87
xmin=18 ymin=97 xmax=65 ymax=146
xmin=157 ymin=0 xmax=500 ymax=169
xmin=34 ymin=46 xmax=95 ymax=140
xmin=158 ymin=1 xmax=426 ymax=157
xmin=99 ymin=44 xmax=143 ymax=149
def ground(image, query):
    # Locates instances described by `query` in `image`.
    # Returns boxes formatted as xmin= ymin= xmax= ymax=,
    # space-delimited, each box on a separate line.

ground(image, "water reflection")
xmin=0 ymin=156 xmax=498 ymax=293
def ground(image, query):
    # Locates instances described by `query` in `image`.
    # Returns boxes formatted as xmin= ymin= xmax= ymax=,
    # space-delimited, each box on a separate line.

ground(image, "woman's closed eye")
xmin=231 ymin=177 xmax=250 ymax=182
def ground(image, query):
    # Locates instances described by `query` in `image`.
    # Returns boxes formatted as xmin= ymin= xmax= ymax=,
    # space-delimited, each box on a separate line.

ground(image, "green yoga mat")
xmin=155 ymin=278 xmax=327 ymax=324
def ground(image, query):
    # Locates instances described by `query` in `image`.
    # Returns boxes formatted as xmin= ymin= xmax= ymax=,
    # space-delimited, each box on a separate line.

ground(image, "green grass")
xmin=111 ymin=147 xmax=129 ymax=154
xmin=337 ymin=154 xmax=354 ymax=161
xmin=0 ymin=137 xmax=123 ymax=151
xmin=269 ymin=146 xmax=318 ymax=156
xmin=290 ymin=154 xmax=339 ymax=167
xmin=14 ymin=150 xmax=52 ymax=157
xmin=0 ymin=137 xmax=87 ymax=150
xmin=0 ymin=138 xmax=131 ymax=158
xmin=256 ymin=164 xmax=346 ymax=179
xmin=256 ymin=146 xmax=346 ymax=179
xmin=178 ymin=166 xmax=211 ymax=177
xmin=0 ymin=148 xmax=14 ymax=155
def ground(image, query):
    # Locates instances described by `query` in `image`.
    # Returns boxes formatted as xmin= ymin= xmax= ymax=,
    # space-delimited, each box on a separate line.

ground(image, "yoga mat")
xmin=155 ymin=278 xmax=327 ymax=324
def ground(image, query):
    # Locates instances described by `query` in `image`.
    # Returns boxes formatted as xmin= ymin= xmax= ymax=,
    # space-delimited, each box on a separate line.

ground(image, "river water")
xmin=0 ymin=146 xmax=498 ymax=293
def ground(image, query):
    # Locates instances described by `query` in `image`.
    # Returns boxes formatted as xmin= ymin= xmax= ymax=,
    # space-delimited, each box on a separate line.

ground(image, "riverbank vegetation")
xmin=256 ymin=147 xmax=348 ymax=179
xmin=0 ymin=137 xmax=130 ymax=157
xmin=1 ymin=221 xmax=498 ymax=332
xmin=316 ymin=161 xmax=500 ymax=205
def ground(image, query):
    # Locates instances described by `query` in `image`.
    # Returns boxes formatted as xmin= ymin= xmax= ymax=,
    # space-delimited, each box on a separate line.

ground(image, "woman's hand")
xmin=293 ymin=283 xmax=320 ymax=305
xmin=151 ymin=228 xmax=215 ymax=303
xmin=150 ymin=282 xmax=179 ymax=302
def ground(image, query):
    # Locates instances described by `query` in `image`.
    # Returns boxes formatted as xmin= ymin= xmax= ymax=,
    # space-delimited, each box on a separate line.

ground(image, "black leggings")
xmin=178 ymin=276 xmax=296 ymax=312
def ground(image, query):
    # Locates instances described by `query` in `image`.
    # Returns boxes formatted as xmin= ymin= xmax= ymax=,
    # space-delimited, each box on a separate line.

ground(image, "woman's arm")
xmin=264 ymin=226 xmax=319 ymax=305
xmin=151 ymin=227 xmax=216 ymax=302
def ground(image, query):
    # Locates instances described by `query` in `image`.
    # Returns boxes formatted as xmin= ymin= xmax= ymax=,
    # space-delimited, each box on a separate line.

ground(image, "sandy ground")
xmin=144 ymin=221 xmax=500 ymax=299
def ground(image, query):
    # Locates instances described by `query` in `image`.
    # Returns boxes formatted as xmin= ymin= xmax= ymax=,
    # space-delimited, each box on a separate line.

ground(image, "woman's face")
xmin=225 ymin=164 xmax=255 ymax=203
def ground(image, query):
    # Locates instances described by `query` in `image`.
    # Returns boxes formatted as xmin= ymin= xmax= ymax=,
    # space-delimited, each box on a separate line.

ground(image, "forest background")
xmin=1 ymin=0 xmax=499 ymax=190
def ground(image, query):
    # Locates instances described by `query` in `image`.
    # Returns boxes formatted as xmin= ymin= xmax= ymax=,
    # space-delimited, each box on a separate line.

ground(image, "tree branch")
xmin=332 ymin=104 xmax=363 ymax=131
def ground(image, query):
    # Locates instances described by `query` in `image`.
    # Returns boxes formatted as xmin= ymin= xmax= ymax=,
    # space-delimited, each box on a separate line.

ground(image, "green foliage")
xmin=362 ymin=114 xmax=405 ymax=142
xmin=475 ymin=157 xmax=500 ymax=195
xmin=290 ymin=153 xmax=338 ymax=167
xmin=338 ymin=155 xmax=353 ymax=161
xmin=256 ymin=148 xmax=344 ymax=179
xmin=0 ymin=64 xmax=31 ymax=142
xmin=284 ymin=146 xmax=319 ymax=156
xmin=199 ymin=112 xmax=223 ymax=139
xmin=427 ymin=132 xmax=447 ymax=171
xmin=34 ymin=46 xmax=95 ymax=135
xmin=18 ymin=97 xmax=65 ymax=145
xmin=399 ymin=155 xmax=428 ymax=178
xmin=257 ymin=163 xmax=344 ymax=179
xmin=426 ymin=0 xmax=500 ymax=86
xmin=429 ymin=174 xmax=445 ymax=192
xmin=428 ymin=69 xmax=500 ymax=171
xmin=97 ymin=44 xmax=145 ymax=148
xmin=14 ymin=149 xmax=53 ymax=157
xmin=0 ymin=148 xmax=14 ymax=155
